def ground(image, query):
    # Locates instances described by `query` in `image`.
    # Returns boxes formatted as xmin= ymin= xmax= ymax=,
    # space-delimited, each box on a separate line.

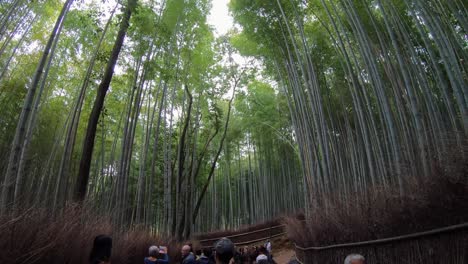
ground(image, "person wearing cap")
xmin=144 ymin=245 xmax=169 ymax=264
xmin=182 ymin=244 xmax=197 ymax=264
xmin=214 ymin=237 xmax=235 ymax=264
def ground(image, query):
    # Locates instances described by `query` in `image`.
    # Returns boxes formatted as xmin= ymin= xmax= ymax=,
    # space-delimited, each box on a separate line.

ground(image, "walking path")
xmin=273 ymin=249 xmax=296 ymax=263
xmin=269 ymin=235 xmax=298 ymax=263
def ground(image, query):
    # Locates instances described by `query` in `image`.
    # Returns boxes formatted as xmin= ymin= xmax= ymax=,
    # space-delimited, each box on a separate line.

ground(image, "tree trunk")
xmin=74 ymin=0 xmax=137 ymax=202
xmin=1 ymin=0 xmax=74 ymax=212
xmin=192 ymin=76 xmax=239 ymax=225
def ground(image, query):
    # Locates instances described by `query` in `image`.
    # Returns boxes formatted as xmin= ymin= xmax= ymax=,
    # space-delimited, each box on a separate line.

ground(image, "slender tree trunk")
xmin=175 ymin=84 xmax=192 ymax=240
xmin=74 ymin=0 xmax=137 ymax=202
xmin=192 ymin=76 xmax=240 ymax=225
xmin=1 ymin=0 xmax=74 ymax=212
xmin=56 ymin=0 xmax=119 ymax=208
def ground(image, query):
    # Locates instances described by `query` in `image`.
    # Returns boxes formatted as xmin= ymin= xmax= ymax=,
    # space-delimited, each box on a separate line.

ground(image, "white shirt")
xmin=256 ymin=254 xmax=268 ymax=262
xmin=266 ymin=242 xmax=272 ymax=253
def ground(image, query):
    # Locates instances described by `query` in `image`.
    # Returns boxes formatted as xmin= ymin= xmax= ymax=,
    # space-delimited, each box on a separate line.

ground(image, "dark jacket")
xmin=144 ymin=253 xmax=169 ymax=264
xmin=182 ymin=253 xmax=196 ymax=264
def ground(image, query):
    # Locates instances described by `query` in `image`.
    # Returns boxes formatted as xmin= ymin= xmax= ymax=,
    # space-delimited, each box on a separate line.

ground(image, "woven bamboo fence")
xmin=295 ymin=223 xmax=468 ymax=264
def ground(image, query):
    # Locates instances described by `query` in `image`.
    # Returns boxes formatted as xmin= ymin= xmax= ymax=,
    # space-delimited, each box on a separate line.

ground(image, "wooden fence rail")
xmin=295 ymin=223 xmax=468 ymax=264
xmin=198 ymin=224 xmax=287 ymax=248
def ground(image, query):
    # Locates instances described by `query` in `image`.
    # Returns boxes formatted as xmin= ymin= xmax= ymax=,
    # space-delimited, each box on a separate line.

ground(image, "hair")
xmin=216 ymin=250 xmax=234 ymax=264
xmin=344 ymin=254 xmax=365 ymax=264
xmin=258 ymin=246 xmax=267 ymax=254
xmin=148 ymin=246 xmax=159 ymax=258
xmin=89 ymin=235 xmax=112 ymax=264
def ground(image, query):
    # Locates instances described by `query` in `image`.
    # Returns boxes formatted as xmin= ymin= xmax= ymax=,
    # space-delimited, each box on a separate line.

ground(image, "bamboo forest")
xmin=0 ymin=0 xmax=467 ymax=263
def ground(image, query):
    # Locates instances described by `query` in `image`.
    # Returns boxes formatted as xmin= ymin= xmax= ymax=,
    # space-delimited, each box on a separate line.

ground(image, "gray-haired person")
xmin=144 ymin=245 xmax=169 ymax=264
xmin=344 ymin=254 xmax=365 ymax=264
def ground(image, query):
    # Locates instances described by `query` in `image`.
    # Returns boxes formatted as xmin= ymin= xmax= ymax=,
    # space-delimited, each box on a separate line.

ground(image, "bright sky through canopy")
xmin=208 ymin=0 xmax=234 ymax=36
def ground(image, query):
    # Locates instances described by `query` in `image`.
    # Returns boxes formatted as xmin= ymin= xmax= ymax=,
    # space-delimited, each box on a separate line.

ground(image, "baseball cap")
xmin=214 ymin=237 xmax=234 ymax=255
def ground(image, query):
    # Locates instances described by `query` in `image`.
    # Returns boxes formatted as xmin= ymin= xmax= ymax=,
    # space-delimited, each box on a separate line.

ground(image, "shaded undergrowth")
xmin=0 ymin=206 xmax=183 ymax=264
xmin=286 ymin=143 xmax=468 ymax=247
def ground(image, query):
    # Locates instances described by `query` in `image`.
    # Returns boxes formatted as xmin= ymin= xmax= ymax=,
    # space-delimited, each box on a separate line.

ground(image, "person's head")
xmin=214 ymin=237 xmax=234 ymax=264
xmin=182 ymin=245 xmax=191 ymax=257
xmin=344 ymin=254 xmax=365 ymax=264
xmin=148 ymin=246 xmax=159 ymax=258
xmin=158 ymin=246 xmax=168 ymax=255
xmin=258 ymin=246 xmax=267 ymax=255
xmin=89 ymin=235 xmax=112 ymax=264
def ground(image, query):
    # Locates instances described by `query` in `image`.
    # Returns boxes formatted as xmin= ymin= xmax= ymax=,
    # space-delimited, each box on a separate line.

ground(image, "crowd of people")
xmin=88 ymin=235 xmax=365 ymax=264
xmin=231 ymin=243 xmax=273 ymax=264
xmin=179 ymin=239 xmax=275 ymax=264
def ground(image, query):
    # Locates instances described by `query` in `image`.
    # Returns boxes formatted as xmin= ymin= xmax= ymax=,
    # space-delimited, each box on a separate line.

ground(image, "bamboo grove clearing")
xmin=0 ymin=0 xmax=467 ymax=253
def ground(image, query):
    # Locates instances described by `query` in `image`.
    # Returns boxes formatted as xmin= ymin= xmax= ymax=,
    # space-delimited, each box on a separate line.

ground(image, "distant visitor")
xmin=144 ymin=245 xmax=169 ymax=264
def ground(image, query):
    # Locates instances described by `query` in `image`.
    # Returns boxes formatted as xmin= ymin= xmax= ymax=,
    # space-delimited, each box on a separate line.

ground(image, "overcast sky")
xmin=207 ymin=0 xmax=234 ymax=36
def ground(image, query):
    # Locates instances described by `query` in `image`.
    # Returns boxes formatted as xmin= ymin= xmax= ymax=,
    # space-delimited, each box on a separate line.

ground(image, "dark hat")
xmin=214 ymin=237 xmax=234 ymax=255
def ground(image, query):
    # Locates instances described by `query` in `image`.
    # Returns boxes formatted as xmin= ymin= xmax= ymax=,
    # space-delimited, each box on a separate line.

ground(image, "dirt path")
xmin=272 ymin=249 xmax=296 ymax=263
xmin=269 ymin=235 xmax=297 ymax=263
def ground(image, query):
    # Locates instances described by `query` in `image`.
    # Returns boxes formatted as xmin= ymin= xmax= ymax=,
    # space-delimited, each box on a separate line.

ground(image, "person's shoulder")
xmin=144 ymin=258 xmax=155 ymax=264
xmin=156 ymin=258 xmax=169 ymax=264
xmin=182 ymin=255 xmax=196 ymax=264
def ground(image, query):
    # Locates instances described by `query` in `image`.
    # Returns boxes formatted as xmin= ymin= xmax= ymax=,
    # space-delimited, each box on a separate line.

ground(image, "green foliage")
xmin=2 ymin=0 xmax=464 ymax=236
xmin=0 ymin=79 xmax=27 ymax=143
xmin=161 ymin=0 xmax=184 ymax=35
